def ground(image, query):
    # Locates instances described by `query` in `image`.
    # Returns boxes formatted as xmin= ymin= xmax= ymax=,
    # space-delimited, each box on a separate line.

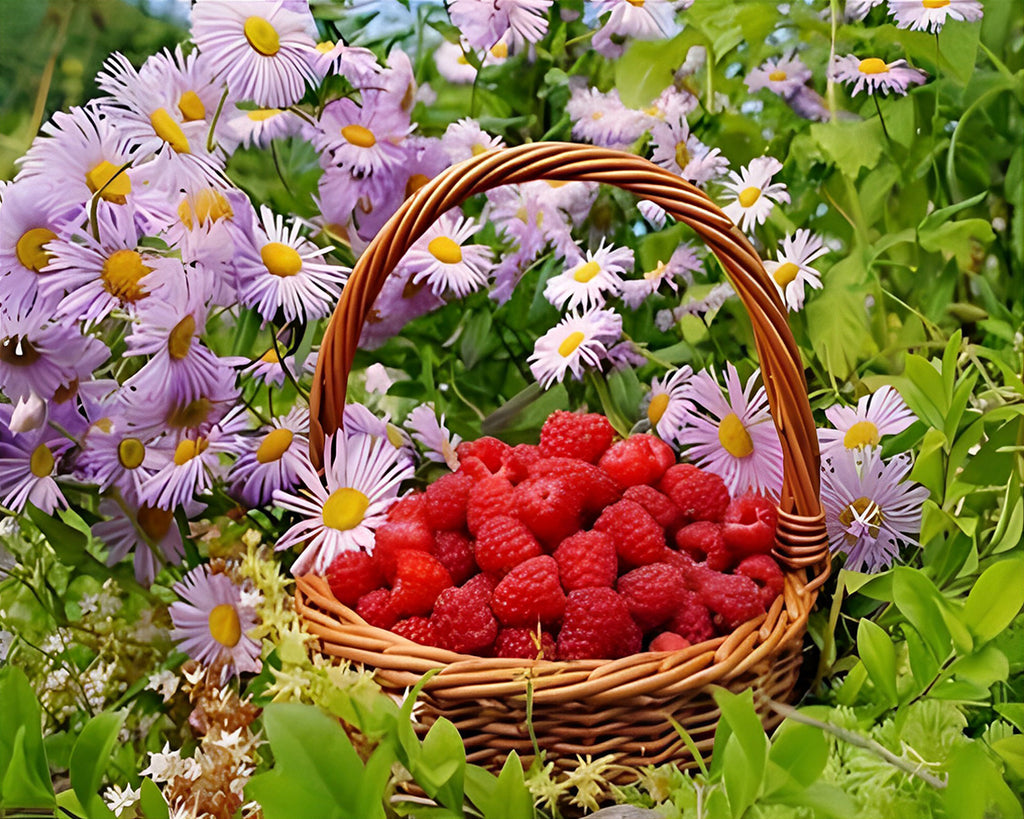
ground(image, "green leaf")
xmin=892 ymin=567 xmax=951 ymax=662
xmin=0 ymin=666 xmax=54 ymax=809
xmin=805 ymin=284 xmax=875 ymax=381
xmin=712 ymin=689 xmax=768 ymax=818
xmin=810 ymin=118 xmax=885 ymax=177
xmin=900 ymin=354 xmax=948 ymax=428
xmin=944 ymin=742 xmax=1024 ymax=819
xmin=963 ymin=557 xmax=1024 ymax=643
xmin=468 ymin=753 xmax=534 ymax=819
xmin=459 ymin=309 xmax=494 ymax=370
xmin=948 ymin=645 xmax=1010 ymax=691
xmin=613 ymin=32 xmax=694 ymax=107
xmin=70 ymin=710 xmax=127 ymax=818
xmin=857 ymin=619 xmax=899 ymax=707
xmin=416 ymin=718 xmax=465 ymax=813
xmin=995 ymin=703 xmax=1024 ymax=733
xmin=766 ymin=719 xmax=829 ymax=789
xmin=920 ymin=218 xmax=996 ymax=268
xmin=139 ymin=778 xmax=170 ymax=819
xmin=910 ymin=427 xmax=947 ymax=499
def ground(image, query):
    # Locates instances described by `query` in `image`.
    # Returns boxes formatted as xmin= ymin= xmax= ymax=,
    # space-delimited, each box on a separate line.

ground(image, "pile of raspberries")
xmin=325 ymin=411 xmax=785 ymax=661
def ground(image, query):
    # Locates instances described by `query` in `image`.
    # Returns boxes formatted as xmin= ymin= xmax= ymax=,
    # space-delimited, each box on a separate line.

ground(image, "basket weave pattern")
xmin=296 ymin=143 xmax=831 ymax=774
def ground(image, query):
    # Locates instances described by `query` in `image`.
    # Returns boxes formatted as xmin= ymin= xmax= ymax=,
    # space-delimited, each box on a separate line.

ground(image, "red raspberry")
xmin=617 ymin=562 xmax=689 ymax=631
xmin=356 ymin=589 xmax=399 ymax=629
xmin=373 ymin=521 xmax=434 ymax=582
xmin=658 ymin=465 xmax=730 ymax=523
xmin=649 ymin=632 xmax=692 ymax=652
xmin=593 ymin=499 xmax=667 ymax=568
xmin=500 ymin=444 xmax=542 ymax=483
xmin=495 ymin=627 xmax=557 ymax=660
xmin=432 ymin=530 xmax=477 ymax=585
xmin=387 ymin=492 xmax=429 ymax=524
xmin=326 ymin=551 xmax=385 ymax=608
xmin=391 ymin=616 xmax=441 ymax=647
xmin=735 ymin=554 xmax=785 ymax=608
xmin=474 ymin=515 xmax=543 ymax=577
xmin=432 ymin=582 xmax=498 ymax=654
xmin=539 ymin=411 xmax=616 ymax=464
xmin=528 ymin=458 xmax=622 ymax=515
xmin=722 ymin=493 xmax=778 ymax=557
xmin=675 ymin=521 xmax=733 ymax=571
xmin=457 ymin=437 xmax=511 ymax=473
xmin=622 ymin=485 xmax=685 ymax=530
xmin=557 ymin=588 xmax=642 ymax=660
xmin=460 ymin=572 xmax=495 ymax=600
xmin=425 ymin=472 xmax=473 ymax=531
xmin=666 ymin=590 xmax=715 ymax=644
xmin=390 ymin=550 xmax=453 ymax=617
xmin=553 ymin=530 xmax=618 ymax=591
xmin=466 ymin=474 xmax=515 ymax=536
xmin=693 ymin=568 xmax=765 ymax=630
xmin=513 ymin=475 xmax=584 ymax=546
xmin=458 ymin=455 xmax=492 ymax=481
xmin=598 ymin=435 xmax=675 ymax=487
xmin=490 ymin=556 xmax=566 ymax=628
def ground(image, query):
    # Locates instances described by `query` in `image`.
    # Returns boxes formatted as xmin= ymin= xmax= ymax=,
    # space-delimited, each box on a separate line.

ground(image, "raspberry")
xmin=466 ymin=474 xmax=515 ymax=536
xmin=474 ymin=515 xmax=543 ymax=577
xmin=390 ymin=550 xmax=453 ymax=617
xmin=356 ymin=589 xmax=399 ymax=629
xmin=495 ymin=627 xmax=557 ymax=660
xmin=373 ymin=520 xmax=434 ymax=582
xmin=500 ymin=444 xmax=542 ymax=483
xmin=622 ymin=485 xmax=685 ymax=530
xmin=392 ymin=616 xmax=441 ymax=647
xmin=456 ymin=437 xmax=511 ymax=473
xmin=617 ymin=562 xmax=689 ymax=631
xmin=387 ymin=492 xmax=429 ymax=524
xmin=598 ymin=435 xmax=675 ymax=487
xmin=528 ymin=458 xmax=622 ymax=514
xmin=658 ymin=465 xmax=730 ymax=523
xmin=722 ymin=493 xmax=778 ymax=557
xmin=666 ymin=590 xmax=715 ymax=644
xmin=649 ymin=632 xmax=691 ymax=652
xmin=460 ymin=572 xmax=495 ymax=600
xmin=432 ymin=582 xmax=498 ymax=654
xmin=675 ymin=521 xmax=733 ymax=571
xmin=326 ymin=551 xmax=385 ymax=608
xmin=557 ymin=588 xmax=642 ymax=660
xmin=432 ymin=530 xmax=477 ymax=585
xmin=735 ymin=555 xmax=785 ymax=608
xmin=425 ymin=472 xmax=473 ymax=531
xmin=553 ymin=530 xmax=618 ymax=591
xmin=693 ymin=568 xmax=765 ymax=630
xmin=490 ymin=556 xmax=566 ymax=628
xmin=458 ymin=455 xmax=493 ymax=481
xmin=539 ymin=411 xmax=616 ymax=464
xmin=593 ymin=499 xmax=667 ymax=568
xmin=513 ymin=475 xmax=584 ymax=546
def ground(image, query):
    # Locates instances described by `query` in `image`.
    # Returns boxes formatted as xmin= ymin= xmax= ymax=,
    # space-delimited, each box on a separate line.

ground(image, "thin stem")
xmin=271 ymin=141 xmax=294 ymax=198
xmin=271 ymin=329 xmax=310 ymax=402
xmin=28 ymin=2 xmax=72 ymax=142
xmin=88 ymin=161 xmax=133 ymax=240
xmin=206 ymin=88 xmax=229 ymax=153
xmin=827 ymin=0 xmax=840 ymax=120
xmin=873 ymin=95 xmax=891 ymax=142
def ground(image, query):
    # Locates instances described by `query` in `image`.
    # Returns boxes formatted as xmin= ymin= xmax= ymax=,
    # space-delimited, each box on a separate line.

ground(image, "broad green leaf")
xmin=990 ymin=734 xmax=1024 ymax=781
xmin=856 ymin=619 xmax=899 ymax=707
xmin=904 ymin=626 xmax=941 ymax=698
xmin=479 ymin=754 xmax=535 ymax=819
xmin=995 ymin=703 xmax=1024 ymax=733
xmin=712 ymin=689 xmax=768 ymax=818
xmin=70 ymin=711 xmax=127 ymax=819
xmin=0 ymin=666 xmax=54 ymax=809
xmin=901 ymin=355 xmax=948 ymax=428
xmin=416 ymin=718 xmax=465 ymax=812
xmin=810 ymin=118 xmax=885 ymax=177
xmin=918 ymin=191 xmax=988 ymax=235
xmin=948 ymin=645 xmax=1010 ymax=691
xmin=910 ymin=427 xmax=947 ymax=499
xmin=892 ymin=567 xmax=951 ymax=662
xmin=613 ymin=33 xmax=694 ymax=107
xmin=140 ymin=778 xmax=170 ymax=819
xmin=944 ymin=742 xmax=1024 ymax=819
xmin=766 ymin=720 xmax=829 ymax=789
xmin=963 ymin=557 xmax=1024 ymax=643
xmin=920 ymin=218 xmax=996 ymax=268
xmin=805 ymin=285 xmax=875 ymax=381
xmin=987 ymin=482 xmax=1024 ymax=555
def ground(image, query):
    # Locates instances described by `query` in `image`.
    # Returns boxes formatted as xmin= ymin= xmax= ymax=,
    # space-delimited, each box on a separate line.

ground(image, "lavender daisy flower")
xmin=314 ymin=97 xmax=412 ymax=177
xmin=238 ymin=345 xmax=311 ymax=389
xmin=528 ymin=308 xmax=623 ymax=389
xmin=847 ymin=0 xmax=886 ymax=20
xmin=590 ymin=0 xmax=685 ymax=57
xmin=642 ymin=86 xmax=699 ymax=127
xmin=92 ymin=497 xmax=185 ymax=585
xmin=638 ymin=200 xmax=667 ymax=229
xmin=135 ymin=45 xmax=225 ymax=129
xmin=721 ymin=156 xmax=790 ymax=234
xmin=819 ymin=386 xmax=917 ymax=457
xmin=830 ymin=54 xmax=927 ymax=97
xmin=762 ymin=229 xmax=829 ymax=312
xmin=544 ymin=241 xmax=633 ymax=312
xmin=620 ymin=243 xmax=701 ymax=308
xmin=448 ymin=0 xmax=552 ymax=51
xmin=644 ymin=365 xmax=693 ymax=445
xmin=821 ymin=447 xmax=929 ymax=573
xmin=656 ymin=281 xmax=735 ymax=330
xmin=223 ymin=106 xmax=304 ymax=149
xmin=567 ymin=84 xmax=646 ymax=149
xmin=274 ymin=428 xmax=414 ymax=575
xmin=308 ymin=41 xmax=380 ymax=83
xmin=76 ymin=422 xmax=168 ymax=499
xmin=406 ymin=404 xmax=462 ymax=471
xmin=0 ymin=407 xmax=74 ymax=514
xmin=745 ymin=52 xmax=813 ymax=98
xmin=675 ymin=364 xmax=785 ymax=497
xmin=170 ymin=565 xmax=262 ymax=677
xmin=650 ymin=118 xmax=729 ymax=187
xmin=441 ymin=118 xmax=505 ymax=164
xmin=358 ymin=266 xmax=446 ymax=349
xmin=435 ymin=38 xmax=511 ymax=84
xmin=404 ymin=211 xmax=493 ymax=298
xmin=228 ymin=408 xmax=309 ymax=507
xmin=888 ymin=0 xmax=982 ymax=33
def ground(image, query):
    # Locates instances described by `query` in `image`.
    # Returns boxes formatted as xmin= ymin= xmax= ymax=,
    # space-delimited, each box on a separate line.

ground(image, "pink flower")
xmin=818 ymin=386 xmax=917 ymax=458
xmin=830 ymin=54 xmax=927 ymax=96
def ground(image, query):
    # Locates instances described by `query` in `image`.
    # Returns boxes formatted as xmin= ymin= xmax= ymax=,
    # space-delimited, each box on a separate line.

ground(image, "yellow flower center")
xmin=858 ymin=58 xmax=889 ymax=75
xmin=173 ymin=437 xmax=209 ymax=465
xmin=769 ymin=69 xmax=787 ymax=82
xmin=150 ymin=108 xmax=191 ymax=154
xmin=405 ymin=173 xmax=431 ymax=198
xmin=86 ymin=160 xmax=132 ymax=204
xmin=591 ymin=111 xmax=604 ymax=121
xmin=102 ymin=249 xmax=152 ymax=303
xmin=178 ymin=90 xmax=206 ymax=122
xmin=471 ymin=142 xmax=489 ymax=156
xmin=490 ymin=41 xmax=509 ymax=58
xmin=772 ymin=262 xmax=800 ymax=287
xmin=30 ymin=444 xmax=55 ymax=478
xmin=256 ymin=427 xmax=294 ymax=464
xmin=166 ymin=315 xmax=195 ymax=360
xmin=648 ymin=393 xmax=670 ymax=426
xmin=674 ymin=141 xmax=691 ymax=169
xmin=843 ymin=420 xmax=881 ymax=449
xmin=315 ymin=41 xmax=335 ymax=54
xmin=16 ymin=228 xmax=57 ymax=273
xmin=321 ymin=487 xmax=370 ymax=531
xmin=117 ymin=438 xmax=146 ymax=469
xmin=260 ymin=348 xmax=281 ymax=364
xmin=546 ymin=180 xmax=570 ymax=189
xmin=341 ymin=124 xmax=376 ymax=148
xmin=178 ymin=188 xmax=234 ymax=230
xmin=738 ymin=186 xmax=761 ymax=208
xmin=137 ymin=504 xmax=173 ymax=541
xmin=627 ymin=0 xmax=645 ymax=6
xmin=261 ymin=242 xmax=303 ymax=277
xmin=573 ymin=260 xmax=601 ymax=283
xmin=247 ymin=108 xmax=282 ymax=122
xmin=839 ymin=496 xmax=883 ymax=542
xmin=428 ymin=236 xmax=463 ymax=264
xmin=167 ymin=397 xmax=213 ymax=429
xmin=645 ymin=261 xmax=667 ymax=281
xmin=208 ymin=603 xmax=242 ymax=647
xmin=558 ymin=331 xmax=585 ymax=358
xmin=0 ymin=335 xmax=40 ymax=366
xmin=244 ymin=16 xmax=280 ymax=56
xmin=922 ymin=0 xmax=950 ymax=7
xmin=718 ymin=412 xmax=754 ymax=458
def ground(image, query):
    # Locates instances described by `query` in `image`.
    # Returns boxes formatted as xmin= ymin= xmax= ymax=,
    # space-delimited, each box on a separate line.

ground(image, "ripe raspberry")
xmin=539 ymin=411 xmax=616 ymax=464
xmin=528 ymin=458 xmax=622 ymax=514
xmin=432 ymin=530 xmax=477 ymax=585
xmin=735 ymin=555 xmax=785 ymax=608
xmin=387 ymin=492 xmax=429 ymax=524
xmin=666 ymin=590 xmax=715 ymax=644
xmin=513 ymin=475 xmax=584 ymax=546
xmin=460 ymin=572 xmax=495 ymax=600
xmin=675 ymin=521 xmax=733 ymax=571
xmin=391 ymin=616 xmax=441 ymax=647
xmin=500 ymin=444 xmax=542 ymax=483
xmin=722 ymin=493 xmax=778 ymax=557
xmin=425 ymin=472 xmax=473 ymax=531
xmin=557 ymin=588 xmax=642 ymax=660
xmin=658 ymin=465 xmax=730 ymax=523
xmin=466 ymin=474 xmax=515 ymax=536
xmin=326 ymin=551 xmax=384 ymax=608
xmin=617 ymin=562 xmax=689 ymax=630
xmin=432 ymin=582 xmax=498 ymax=655
xmin=598 ymin=435 xmax=676 ymax=487
xmin=593 ymin=499 xmax=667 ymax=567
xmin=458 ymin=455 xmax=492 ymax=481
xmin=622 ymin=485 xmax=685 ymax=530
xmin=356 ymin=589 xmax=399 ymax=629
xmin=495 ymin=627 xmax=557 ymax=660
xmin=649 ymin=632 xmax=692 ymax=652
xmin=390 ymin=550 xmax=453 ymax=617
xmin=474 ymin=515 xmax=543 ymax=577
xmin=693 ymin=568 xmax=765 ymax=630
xmin=491 ymin=556 xmax=566 ymax=628
xmin=456 ymin=437 xmax=511 ymax=473
xmin=373 ymin=520 xmax=434 ymax=582
xmin=553 ymin=530 xmax=618 ymax=591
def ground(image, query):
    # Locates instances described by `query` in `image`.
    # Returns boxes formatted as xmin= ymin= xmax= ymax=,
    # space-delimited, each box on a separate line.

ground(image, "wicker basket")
xmin=295 ymin=142 xmax=831 ymax=778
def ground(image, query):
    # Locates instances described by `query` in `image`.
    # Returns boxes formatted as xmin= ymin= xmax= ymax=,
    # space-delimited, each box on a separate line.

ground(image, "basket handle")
xmin=310 ymin=143 xmax=828 ymax=569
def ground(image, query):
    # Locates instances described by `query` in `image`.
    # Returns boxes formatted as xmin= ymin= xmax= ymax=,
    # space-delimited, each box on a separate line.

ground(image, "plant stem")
xmin=28 ymin=1 xmax=72 ymax=144
xmin=207 ymin=88 xmax=229 ymax=153
xmin=873 ymin=95 xmax=891 ymax=142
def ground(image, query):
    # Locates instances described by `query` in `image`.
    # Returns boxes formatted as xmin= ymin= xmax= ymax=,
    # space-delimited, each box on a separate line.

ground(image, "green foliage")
xmin=0 ymin=666 xmax=55 ymax=811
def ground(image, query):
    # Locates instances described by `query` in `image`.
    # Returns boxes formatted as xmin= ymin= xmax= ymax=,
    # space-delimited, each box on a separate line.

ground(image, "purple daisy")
xmin=448 ymin=0 xmax=552 ymax=51
xmin=819 ymin=386 xmax=917 ymax=457
xmin=406 ymin=404 xmax=462 ymax=471
xmin=227 ymin=407 xmax=310 ymax=507
xmin=830 ymin=54 xmax=927 ymax=97
xmin=590 ymin=0 xmax=685 ymax=57
xmin=620 ymin=243 xmax=701 ymax=308
xmin=544 ymin=240 xmax=633 ymax=312
xmin=92 ymin=497 xmax=185 ymax=585
xmin=649 ymin=118 xmax=729 ymax=186
xmin=403 ymin=211 xmax=493 ymax=299
xmin=75 ymin=420 xmax=168 ymax=499
xmin=0 ymin=406 xmax=75 ymax=514
xmin=528 ymin=308 xmax=623 ymax=389
xmin=644 ymin=365 xmax=693 ymax=445
xmin=314 ymin=97 xmax=412 ymax=178
xmin=745 ymin=51 xmax=813 ymax=98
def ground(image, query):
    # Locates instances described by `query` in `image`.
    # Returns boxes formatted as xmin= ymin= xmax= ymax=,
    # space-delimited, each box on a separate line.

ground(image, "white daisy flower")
xmin=720 ymin=156 xmax=790 ymax=234
xmin=887 ymin=0 xmax=982 ymax=32
xmin=528 ymin=308 xmax=623 ymax=389
xmin=819 ymin=386 xmax=917 ymax=457
xmin=543 ymin=241 xmax=633 ymax=312
xmin=434 ymin=37 xmax=511 ymax=85
xmin=830 ymin=54 xmax=928 ymax=97
xmin=638 ymin=199 xmax=667 ymax=229
xmin=223 ymin=106 xmax=305 ymax=149
xmin=619 ymin=243 xmax=701 ymax=308
xmin=649 ymin=118 xmax=729 ymax=187
xmin=847 ymin=0 xmax=886 ymax=20
xmin=441 ymin=118 xmax=505 ymax=164
xmin=744 ymin=51 xmax=813 ymax=97
xmin=590 ymin=0 xmax=686 ymax=56
xmin=644 ymin=365 xmax=693 ymax=445
xmin=762 ymin=228 xmax=829 ymax=311
xmin=403 ymin=211 xmax=493 ymax=298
